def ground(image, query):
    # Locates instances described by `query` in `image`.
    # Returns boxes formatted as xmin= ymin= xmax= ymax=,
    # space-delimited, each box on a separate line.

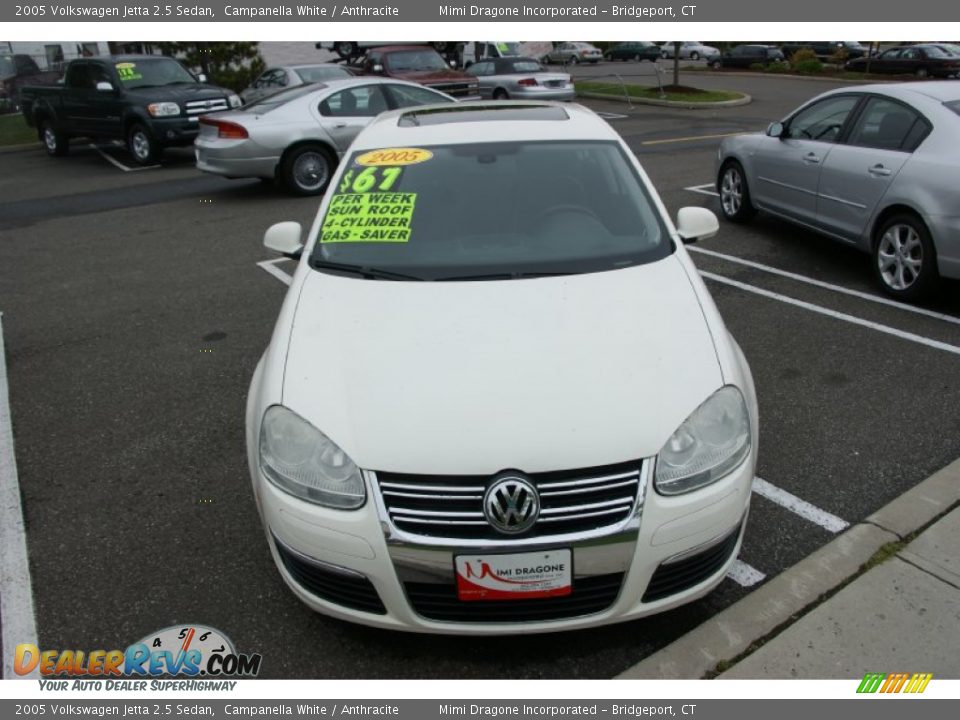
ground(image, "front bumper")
xmin=512 ymin=87 xmax=577 ymax=102
xmin=148 ymin=116 xmax=205 ymax=146
xmin=254 ymin=454 xmax=754 ymax=634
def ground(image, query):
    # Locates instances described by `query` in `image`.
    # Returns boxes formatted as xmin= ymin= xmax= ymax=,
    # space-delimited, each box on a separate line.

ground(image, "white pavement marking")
xmin=752 ymin=477 xmax=849 ymax=533
xmin=700 ymin=271 xmax=960 ymax=358
xmin=88 ymin=144 xmax=160 ymax=173
xmin=689 ymin=246 xmax=960 ymax=328
xmin=0 ymin=313 xmax=40 ymax=679
xmin=728 ymin=560 xmax=766 ymax=587
xmin=642 ymin=131 xmax=745 ymax=146
xmin=596 ymin=111 xmax=629 ymax=120
xmin=684 ymin=183 xmax=719 ymax=197
xmin=257 ymin=259 xmax=293 ymax=286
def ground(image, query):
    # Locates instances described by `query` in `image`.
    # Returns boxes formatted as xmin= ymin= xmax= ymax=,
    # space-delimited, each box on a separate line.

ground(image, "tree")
xmin=155 ymin=42 xmax=265 ymax=93
xmin=673 ymin=42 xmax=681 ymax=87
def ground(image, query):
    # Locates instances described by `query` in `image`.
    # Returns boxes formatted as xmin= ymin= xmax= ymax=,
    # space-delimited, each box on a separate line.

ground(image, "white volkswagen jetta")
xmin=246 ymin=102 xmax=758 ymax=633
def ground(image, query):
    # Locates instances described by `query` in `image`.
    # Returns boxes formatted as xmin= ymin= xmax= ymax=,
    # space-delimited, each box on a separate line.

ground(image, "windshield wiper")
xmin=435 ymin=271 xmax=576 ymax=282
xmin=311 ymin=259 xmax=425 ymax=281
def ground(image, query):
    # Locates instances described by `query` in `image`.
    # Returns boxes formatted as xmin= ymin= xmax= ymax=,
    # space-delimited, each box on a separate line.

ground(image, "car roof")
xmin=285 ymin=63 xmax=349 ymax=70
xmin=823 ymin=81 xmax=960 ymax=104
xmin=351 ymin=101 xmax=621 ymax=150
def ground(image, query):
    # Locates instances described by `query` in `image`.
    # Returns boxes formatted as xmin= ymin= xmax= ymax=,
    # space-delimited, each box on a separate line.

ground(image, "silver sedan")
xmin=466 ymin=57 xmax=574 ymax=101
xmin=195 ymin=77 xmax=455 ymax=195
xmin=716 ymin=82 xmax=960 ymax=300
xmin=239 ymin=64 xmax=353 ymax=105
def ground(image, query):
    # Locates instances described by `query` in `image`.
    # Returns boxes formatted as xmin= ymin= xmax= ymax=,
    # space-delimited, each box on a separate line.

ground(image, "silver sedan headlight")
xmin=259 ymin=406 xmax=365 ymax=509
xmin=654 ymin=386 xmax=751 ymax=495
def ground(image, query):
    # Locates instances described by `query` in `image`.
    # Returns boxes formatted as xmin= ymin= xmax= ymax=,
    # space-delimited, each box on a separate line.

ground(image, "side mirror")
xmin=197 ymin=73 xmax=207 ymax=83
xmin=263 ymin=221 xmax=304 ymax=259
xmin=449 ymin=60 xmax=457 ymax=68
xmin=676 ymin=207 xmax=719 ymax=244
xmin=372 ymin=63 xmax=383 ymax=73
xmin=766 ymin=121 xmax=784 ymax=139
xmin=96 ymin=81 xmax=114 ymax=92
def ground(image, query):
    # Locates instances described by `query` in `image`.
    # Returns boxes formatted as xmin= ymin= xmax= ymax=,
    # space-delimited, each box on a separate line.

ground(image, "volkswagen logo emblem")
xmin=483 ymin=475 xmax=540 ymax=535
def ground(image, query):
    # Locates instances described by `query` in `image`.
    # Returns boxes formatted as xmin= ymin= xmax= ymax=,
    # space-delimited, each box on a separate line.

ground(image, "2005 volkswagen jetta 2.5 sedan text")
xmin=245 ymin=102 xmax=759 ymax=634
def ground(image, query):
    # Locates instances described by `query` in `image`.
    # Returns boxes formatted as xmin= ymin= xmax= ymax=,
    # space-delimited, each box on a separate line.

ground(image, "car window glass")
xmin=510 ymin=60 xmax=543 ymax=73
xmin=66 ymin=63 xmax=91 ymax=88
xmin=847 ymin=98 xmax=925 ymax=151
xmin=386 ymin=84 xmax=452 ymax=108
xmin=901 ymin=49 xmax=918 ymax=60
xmin=468 ymin=62 xmax=493 ymax=77
xmin=786 ymin=95 xmax=859 ymax=142
xmin=922 ymin=46 xmax=950 ymax=58
xmin=242 ymin=84 xmax=318 ymax=113
xmin=295 ymin=66 xmax=351 ymax=83
xmin=320 ymin=85 xmax=389 ymax=117
xmin=880 ymin=49 xmax=901 ymax=60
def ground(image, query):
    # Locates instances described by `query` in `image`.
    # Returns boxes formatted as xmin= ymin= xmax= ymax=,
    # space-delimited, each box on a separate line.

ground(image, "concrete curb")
xmin=675 ymin=69 xmax=900 ymax=84
xmin=577 ymin=91 xmax=752 ymax=110
xmin=616 ymin=457 xmax=960 ymax=679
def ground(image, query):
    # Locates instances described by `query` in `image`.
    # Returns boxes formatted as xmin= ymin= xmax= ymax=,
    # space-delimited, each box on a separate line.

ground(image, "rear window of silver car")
xmin=241 ymin=83 xmax=320 ymax=113
xmin=311 ymin=140 xmax=671 ymax=281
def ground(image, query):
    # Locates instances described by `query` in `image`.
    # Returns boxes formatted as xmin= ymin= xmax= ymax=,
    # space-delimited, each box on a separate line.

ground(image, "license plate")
xmin=455 ymin=549 xmax=572 ymax=601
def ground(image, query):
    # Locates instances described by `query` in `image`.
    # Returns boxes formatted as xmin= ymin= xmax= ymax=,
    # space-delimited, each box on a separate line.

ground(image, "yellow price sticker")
xmin=356 ymin=148 xmax=433 ymax=167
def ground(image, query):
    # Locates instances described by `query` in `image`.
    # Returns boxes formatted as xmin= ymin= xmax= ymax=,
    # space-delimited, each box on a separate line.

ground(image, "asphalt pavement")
xmin=2 ymin=76 xmax=960 ymax=679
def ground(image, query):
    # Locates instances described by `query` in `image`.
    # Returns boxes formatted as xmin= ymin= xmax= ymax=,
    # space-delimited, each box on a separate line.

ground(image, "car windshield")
xmin=920 ymin=46 xmax=952 ymax=58
xmin=386 ymin=50 xmax=447 ymax=72
xmin=242 ymin=83 xmax=320 ymax=113
xmin=0 ymin=56 xmax=15 ymax=80
xmin=295 ymin=65 xmax=351 ymax=82
xmin=310 ymin=141 xmax=671 ymax=281
xmin=114 ymin=58 xmax=196 ymax=89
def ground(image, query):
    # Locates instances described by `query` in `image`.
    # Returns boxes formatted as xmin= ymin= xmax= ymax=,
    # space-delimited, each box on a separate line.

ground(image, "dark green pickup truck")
xmin=21 ymin=55 xmax=241 ymax=164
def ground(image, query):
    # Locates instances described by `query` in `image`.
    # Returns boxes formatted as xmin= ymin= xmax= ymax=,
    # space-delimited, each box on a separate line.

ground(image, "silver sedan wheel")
xmin=720 ymin=167 xmax=743 ymax=217
xmin=877 ymin=224 xmax=923 ymax=291
xmin=43 ymin=127 xmax=57 ymax=153
xmin=292 ymin=151 xmax=329 ymax=192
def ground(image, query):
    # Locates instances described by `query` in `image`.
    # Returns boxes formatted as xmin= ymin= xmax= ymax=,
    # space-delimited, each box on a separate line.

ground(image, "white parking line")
xmin=596 ymin=112 xmax=629 ymax=120
xmin=88 ymin=144 xmax=160 ymax=173
xmin=700 ymin=271 xmax=960 ymax=358
xmin=684 ymin=183 xmax=719 ymax=197
xmin=689 ymin=246 xmax=960 ymax=328
xmin=0 ymin=313 xmax=40 ymax=679
xmin=728 ymin=560 xmax=766 ymax=587
xmin=256 ymin=259 xmax=293 ymax=286
xmin=752 ymin=477 xmax=849 ymax=533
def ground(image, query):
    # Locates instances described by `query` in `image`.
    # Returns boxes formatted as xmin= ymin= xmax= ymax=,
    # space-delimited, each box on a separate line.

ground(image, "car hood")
xmin=125 ymin=83 xmax=231 ymax=102
xmin=281 ymin=255 xmax=723 ymax=475
xmin=390 ymin=69 xmax=473 ymax=83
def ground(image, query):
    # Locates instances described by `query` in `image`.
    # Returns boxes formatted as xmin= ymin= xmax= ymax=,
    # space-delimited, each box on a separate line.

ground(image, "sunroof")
xmin=399 ymin=105 xmax=569 ymax=127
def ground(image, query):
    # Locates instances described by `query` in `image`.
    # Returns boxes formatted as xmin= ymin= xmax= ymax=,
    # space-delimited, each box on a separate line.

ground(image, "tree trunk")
xmin=673 ymin=42 xmax=681 ymax=87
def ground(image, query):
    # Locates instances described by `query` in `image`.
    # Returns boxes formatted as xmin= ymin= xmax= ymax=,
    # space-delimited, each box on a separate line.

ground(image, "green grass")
xmin=0 ymin=114 xmax=38 ymax=147
xmin=575 ymin=81 xmax=743 ymax=103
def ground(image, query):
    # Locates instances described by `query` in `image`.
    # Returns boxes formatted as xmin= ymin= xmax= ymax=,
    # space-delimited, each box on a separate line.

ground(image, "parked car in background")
xmin=250 ymin=101 xmax=758 ymax=632
xmin=20 ymin=55 xmax=241 ymax=164
xmin=351 ymin=46 xmax=480 ymax=100
xmin=542 ymin=43 xmax=603 ymax=65
xmin=195 ymin=77 xmax=454 ymax=195
xmin=240 ymin=64 xmax=353 ymax=104
xmin=461 ymin=42 xmax=523 ymax=67
xmin=716 ymin=83 xmax=960 ymax=300
xmin=845 ymin=45 xmax=960 ymax=77
xmin=604 ymin=42 xmax=661 ymax=62
xmin=712 ymin=45 xmax=785 ymax=69
xmin=1 ymin=53 xmax=61 ymax=113
xmin=659 ymin=42 xmax=719 ymax=61
xmin=318 ymin=41 xmax=458 ymax=61
xmin=466 ymin=57 xmax=574 ymax=101
xmin=780 ymin=41 xmax=868 ymax=61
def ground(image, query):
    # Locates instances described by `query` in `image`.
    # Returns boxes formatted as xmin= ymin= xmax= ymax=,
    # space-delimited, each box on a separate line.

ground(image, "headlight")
xmin=228 ymin=94 xmax=242 ymax=108
xmin=147 ymin=102 xmax=180 ymax=117
xmin=654 ymin=386 xmax=751 ymax=495
xmin=259 ymin=406 xmax=365 ymax=509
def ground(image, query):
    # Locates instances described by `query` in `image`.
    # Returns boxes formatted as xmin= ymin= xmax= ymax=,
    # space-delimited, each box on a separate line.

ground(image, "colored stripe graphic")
xmin=857 ymin=672 xmax=932 ymax=693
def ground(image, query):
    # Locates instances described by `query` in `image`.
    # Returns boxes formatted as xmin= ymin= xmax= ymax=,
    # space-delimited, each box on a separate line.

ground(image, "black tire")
xmin=40 ymin=119 xmax=69 ymax=157
xmin=492 ymin=88 xmax=509 ymax=100
xmin=127 ymin=123 xmax=160 ymax=165
xmin=711 ymin=59 xmax=722 ymax=70
xmin=872 ymin=213 xmax=939 ymax=301
xmin=280 ymin=144 xmax=335 ymax=196
xmin=915 ymin=67 xmax=929 ymax=78
xmin=691 ymin=51 xmax=700 ymax=61
xmin=334 ymin=42 xmax=356 ymax=59
xmin=569 ymin=56 xmax=579 ymax=65
xmin=717 ymin=160 xmax=757 ymax=223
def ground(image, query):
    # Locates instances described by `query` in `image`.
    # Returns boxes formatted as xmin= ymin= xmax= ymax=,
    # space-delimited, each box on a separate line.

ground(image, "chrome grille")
xmin=184 ymin=98 xmax=228 ymax=116
xmin=375 ymin=461 xmax=642 ymax=540
xmin=428 ymin=82 xmax=476 ymax=98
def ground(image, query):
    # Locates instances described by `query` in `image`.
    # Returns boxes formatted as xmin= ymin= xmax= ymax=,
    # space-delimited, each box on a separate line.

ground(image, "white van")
xmin=462 ymin=42 xmax=523 ymax=67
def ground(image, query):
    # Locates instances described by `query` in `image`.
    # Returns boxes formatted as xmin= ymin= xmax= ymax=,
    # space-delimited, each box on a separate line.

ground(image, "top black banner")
xmin=6 ymin=0 xmax=960 ymax=22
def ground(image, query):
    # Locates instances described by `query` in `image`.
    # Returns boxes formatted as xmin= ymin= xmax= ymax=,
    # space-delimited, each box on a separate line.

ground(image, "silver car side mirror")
xmin=767 ymin=121 xmax=784 ymax=139
xmin=264 ymin=221 xmax=304 ymax=258
xmin=676 ymin=207 xmax=719 ymax=244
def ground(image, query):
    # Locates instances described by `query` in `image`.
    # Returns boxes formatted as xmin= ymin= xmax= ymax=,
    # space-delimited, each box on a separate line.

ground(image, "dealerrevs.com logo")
xmin=15 ymin=625 xmax=262 ymax=688
xmin=857 ymin=672 xmax=933 ymax=694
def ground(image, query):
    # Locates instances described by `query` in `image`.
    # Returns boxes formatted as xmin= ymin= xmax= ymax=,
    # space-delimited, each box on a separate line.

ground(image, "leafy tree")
xmin=155 ymin=42 xmax=265 ymax=92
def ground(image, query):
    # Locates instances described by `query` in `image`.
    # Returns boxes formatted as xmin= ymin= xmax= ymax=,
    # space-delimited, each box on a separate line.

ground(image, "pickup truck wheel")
xmin=335 ymin=42 xmax=356 ymax=59
xmin=127 ymin=124 xmax=159 ymax=165
xmin=281 ymin=145 xmax=334 ymax=196
xmin=41 ymin=121 xmax=69 ymax=157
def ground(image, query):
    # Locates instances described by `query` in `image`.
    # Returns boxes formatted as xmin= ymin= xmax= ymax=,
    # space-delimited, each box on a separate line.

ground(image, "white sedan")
xmin=246 ymin=101 xmax=758 ymax=633
xmin=660 ymin=42 xmax=721 ymax=61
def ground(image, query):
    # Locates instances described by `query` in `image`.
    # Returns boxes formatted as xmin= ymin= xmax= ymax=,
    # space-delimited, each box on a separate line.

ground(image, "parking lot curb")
xmin=678 ymin=69 xmax=900 ymax=84
xmin=0 ymin=142 xmax=39 ymax=154
xmin=615 ymin=457 xmax=960 ymax=680
xmin=577 ymin=91 xmax=751 ymax=109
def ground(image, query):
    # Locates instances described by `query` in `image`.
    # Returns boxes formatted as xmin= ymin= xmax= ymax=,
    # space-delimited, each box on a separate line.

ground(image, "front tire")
xmin=281 ymin=144 xmax=334 ymax=196
xmin=718 ymin=161 xmax=757 ymax=223
xmin=691 ymin=51 xmax=700 ymax=61
xmin=915 ymin=67 xmax=929 ymax=78
xmin=872 ymin=214 xmax=938 ymax=300
xmin=127 ymin=123 xmax=159 ymax=165
xmin=334 ymin=42 xmax=356 ymax=59
xmin=492 ymin=88 xmax=509 ymax=100
xmin=40 ymin=120 xmax=69 ymax=157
